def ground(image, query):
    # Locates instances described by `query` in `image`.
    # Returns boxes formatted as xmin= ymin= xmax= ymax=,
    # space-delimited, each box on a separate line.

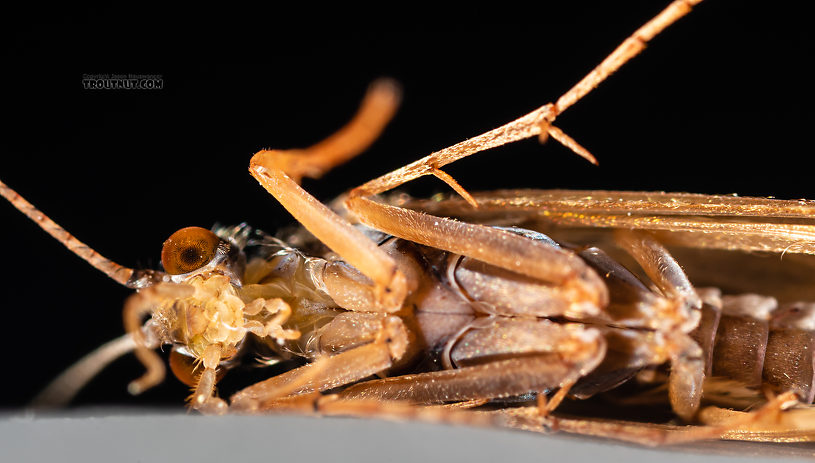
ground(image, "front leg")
xmin=249 ymin=80 xmax=407 ymax=311
xmin=345 ymin=196 xmax=609 ymax=313
xmin=230 ymin=314 xmax=409 ymax=412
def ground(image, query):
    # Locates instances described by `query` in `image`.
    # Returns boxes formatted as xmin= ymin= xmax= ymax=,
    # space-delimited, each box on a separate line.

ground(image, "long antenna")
xmin=0 ymin=179 xmax=135 ymax=286
xmin=352 ymin=0 xmax=704 ymax=198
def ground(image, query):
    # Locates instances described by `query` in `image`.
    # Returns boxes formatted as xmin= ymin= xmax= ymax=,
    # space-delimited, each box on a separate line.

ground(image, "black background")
xmin=0 ymin=2 xmax=812 ymax=409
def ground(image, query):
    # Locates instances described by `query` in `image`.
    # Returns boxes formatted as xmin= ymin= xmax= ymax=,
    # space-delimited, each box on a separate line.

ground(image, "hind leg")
xmin=496 ymin=391 xmax=801 ymax=446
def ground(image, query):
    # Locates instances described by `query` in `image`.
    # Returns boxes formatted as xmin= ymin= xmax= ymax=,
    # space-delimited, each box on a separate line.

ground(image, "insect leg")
xmin=614 ymin=230 xmax=705 ymax=421
xmin=245 ymin=391 xmax=502 ymax=431
xmin=496 ymin=392 xmax=800 ymax=446
xmin=349 ymin=0 xmax=703 ymax=199
xmin=259 ymin=392 xmax=808 ymax=446
xmin=345 ymin=196 xmax=609 ymax=311
xmin=615 ymin=230 xmax=702 ymax=331
xmin=337 ymin=2 xmax=704 ymax=283
xmin=256 ymin=78 xmax=401 ymax=184
xmin=697 ymin=393 xmax=815 ymax=443
xmin=334 ymin=356 xmax=592 ymax=405
xmin=249 ymin=80 xmax=408 ymax=311
xmin=335 ymin=321 xmax=605 ymax=405
xmin=332 ymin=0 xmax=699 ymax=316
xmin=450 ymin=250 xmax=683 ymax=407
xmin=229 ymin=315 xmax=409 ymax=411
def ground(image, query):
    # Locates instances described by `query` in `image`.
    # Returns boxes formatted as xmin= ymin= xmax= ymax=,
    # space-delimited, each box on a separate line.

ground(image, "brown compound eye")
xmin=161 ymin=226 xmax=220 ymax=275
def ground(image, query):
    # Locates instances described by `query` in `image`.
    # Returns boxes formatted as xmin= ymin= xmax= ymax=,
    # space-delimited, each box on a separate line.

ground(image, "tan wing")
xmin=400 ymin=189 xmax=815 ymax=255
xmin=397 ymin=189 xmax=815 ymax=301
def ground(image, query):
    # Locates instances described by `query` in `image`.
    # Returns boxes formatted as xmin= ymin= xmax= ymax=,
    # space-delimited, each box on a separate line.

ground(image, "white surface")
xmin=2 ymin=411 xmax=813 ymax=462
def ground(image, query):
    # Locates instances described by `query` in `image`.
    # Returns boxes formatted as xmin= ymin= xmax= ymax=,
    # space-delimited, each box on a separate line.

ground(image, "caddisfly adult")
xmin=3 ymin=0 xmax=815 ymax=447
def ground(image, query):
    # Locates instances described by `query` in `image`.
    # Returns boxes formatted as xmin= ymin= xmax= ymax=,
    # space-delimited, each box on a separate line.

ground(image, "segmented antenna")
xmin=352 ymin=0 xmax=704 ymax=198
xmin=0 ymin=179 xmax=135 ymax=286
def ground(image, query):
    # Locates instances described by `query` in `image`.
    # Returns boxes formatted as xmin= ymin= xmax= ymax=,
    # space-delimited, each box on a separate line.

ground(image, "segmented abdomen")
xmin=692 ymin=291 xmax=815 ymax=403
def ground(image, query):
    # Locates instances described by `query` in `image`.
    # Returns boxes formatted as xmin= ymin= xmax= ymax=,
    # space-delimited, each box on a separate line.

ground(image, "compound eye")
xmin=161 ymin=226 xmax=220 ymax=275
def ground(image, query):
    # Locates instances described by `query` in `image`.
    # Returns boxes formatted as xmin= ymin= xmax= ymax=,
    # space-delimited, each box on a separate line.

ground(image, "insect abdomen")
xmin=700 ymin=294 xmax=815 ymax=403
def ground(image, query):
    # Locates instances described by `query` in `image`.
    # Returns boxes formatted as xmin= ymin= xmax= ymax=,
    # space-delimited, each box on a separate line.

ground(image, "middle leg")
xmin=335 ymin=319 xmax=605 ymax=406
